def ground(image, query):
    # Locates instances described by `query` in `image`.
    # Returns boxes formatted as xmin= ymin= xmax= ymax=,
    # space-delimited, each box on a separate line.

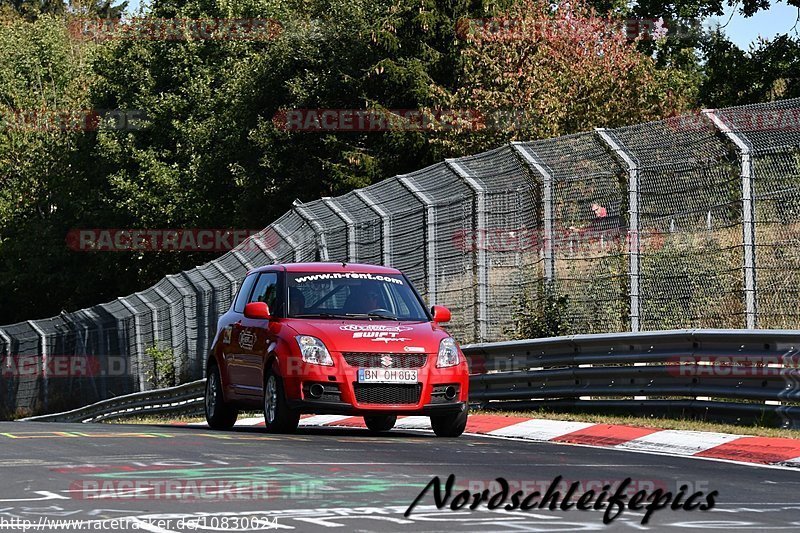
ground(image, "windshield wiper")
xmin=367 ymin=311 xmax=398 ymax=320
xmin=336 ymin=312 xmax=399 ymax=320
xmin=292 ymin=312 xmax=399 ymax=320
xmin=292 ymin=312 xmax=351 ymax=319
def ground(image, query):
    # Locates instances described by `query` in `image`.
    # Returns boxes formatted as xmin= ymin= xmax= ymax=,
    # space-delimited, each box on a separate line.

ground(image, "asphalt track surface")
xmin=1 ymin=421 xmax=799 ymax=532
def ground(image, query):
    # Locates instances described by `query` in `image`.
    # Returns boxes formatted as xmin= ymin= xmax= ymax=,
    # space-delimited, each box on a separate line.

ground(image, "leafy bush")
xmin=144 ymin=345 xmax=186 ymax=389
xmin=507 ymin=282 xmax=571 ymax=339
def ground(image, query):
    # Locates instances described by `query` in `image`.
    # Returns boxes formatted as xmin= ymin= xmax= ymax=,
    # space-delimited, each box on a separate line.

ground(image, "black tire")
xmin=431 ymin=407 xmax=468 ymax=438
xmin=205 ymin=364 xmax=238 ymax=430
xmin=263 ymin=368 xmax=300 ymax=433
xmin=364 ymin=415 xmax=397 ymax=432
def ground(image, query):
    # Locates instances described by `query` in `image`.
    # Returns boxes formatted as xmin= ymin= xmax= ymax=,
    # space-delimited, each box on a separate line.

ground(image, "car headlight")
xmin=296 ymin=335 xmax=334 ymax=366
xmin=436 ymin=337 xmax=460 ymax=368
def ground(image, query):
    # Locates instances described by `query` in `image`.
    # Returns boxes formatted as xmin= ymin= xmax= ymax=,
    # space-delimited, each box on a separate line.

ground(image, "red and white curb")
xmin=183 ymin=415 xmax=800 ymax=470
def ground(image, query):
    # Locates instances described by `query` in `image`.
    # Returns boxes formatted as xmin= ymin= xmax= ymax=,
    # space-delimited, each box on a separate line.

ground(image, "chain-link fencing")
xmin=2 ymin=98 xmax=799 ymax=418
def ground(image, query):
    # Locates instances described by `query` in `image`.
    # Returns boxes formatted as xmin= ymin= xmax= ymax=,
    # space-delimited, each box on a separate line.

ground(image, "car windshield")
xmin=286 ymin=272 xmax=429 ymax=321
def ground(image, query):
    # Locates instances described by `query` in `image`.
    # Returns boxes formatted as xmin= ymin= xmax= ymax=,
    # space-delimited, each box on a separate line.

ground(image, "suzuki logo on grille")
xmin=380 ymin=355 xmax=393 ymax=367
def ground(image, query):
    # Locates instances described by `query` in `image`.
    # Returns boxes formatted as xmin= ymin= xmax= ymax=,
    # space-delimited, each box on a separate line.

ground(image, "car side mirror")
xmin=244 ymin=302 xmax=270 ymax=320
xmin=431 ymin=305 xmax=451 ymax=324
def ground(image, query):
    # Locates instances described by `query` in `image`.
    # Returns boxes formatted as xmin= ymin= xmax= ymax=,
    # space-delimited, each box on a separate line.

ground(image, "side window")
xmin=233 ymin=273 xmax=258 ymax=313
xmin=250 ymin=273 xmax=279 ymax=311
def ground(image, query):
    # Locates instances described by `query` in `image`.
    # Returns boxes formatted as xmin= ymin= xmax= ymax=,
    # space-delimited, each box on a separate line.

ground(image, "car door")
xmin=236 ymin=271 xmax=280 ymax=395
xmin=224 ymin=272 xmax=258 ymax=394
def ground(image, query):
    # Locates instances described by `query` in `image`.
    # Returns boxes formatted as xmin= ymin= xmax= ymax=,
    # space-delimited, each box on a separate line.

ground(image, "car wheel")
xmin=431 ymin=408 xmax=468 ymax=438
xmin=364 ymin=415 xmax=396 ymax=432
xmin=205 ymin=364 xmax=238 ymax=430
xmin=263 ymin=369 xmax=300 ymax=433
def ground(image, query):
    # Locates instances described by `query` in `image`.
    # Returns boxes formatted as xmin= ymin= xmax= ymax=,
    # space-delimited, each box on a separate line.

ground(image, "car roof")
xmin=247 ymin=262 xmax=402 ymax=275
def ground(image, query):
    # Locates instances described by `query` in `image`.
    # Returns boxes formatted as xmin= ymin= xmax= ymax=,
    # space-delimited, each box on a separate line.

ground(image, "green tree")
xmin=700 ymin=31 xmax=800 ymax=106
xmin=433 ymin=0 xmax=697 ymax=154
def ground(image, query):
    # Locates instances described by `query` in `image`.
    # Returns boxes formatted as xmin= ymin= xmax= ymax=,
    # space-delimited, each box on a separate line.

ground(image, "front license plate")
xmin=358 ymin=368 xmax=418 ymax=384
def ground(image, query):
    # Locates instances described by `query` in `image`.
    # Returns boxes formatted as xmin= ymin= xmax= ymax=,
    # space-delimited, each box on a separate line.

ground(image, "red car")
xmin=204 ymin=263 xmax=469 ymax=437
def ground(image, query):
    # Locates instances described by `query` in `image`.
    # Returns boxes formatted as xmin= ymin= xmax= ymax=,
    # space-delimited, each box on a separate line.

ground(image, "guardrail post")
xmin=323 ymin=197 xmax=357 ymax=262
xmin=446 ymin=159 xmax=489 ymax=342
xmin=703 ymin=109 xmax=757 ymax=329
xmin=398 ymin=175 xmax=437 ymax=305
xmin=27 ymin=320 xmax=48 ymax=409
xmin=355 ymin=189 xmax=392 ymax=266
xmin=596 ymin=129 xmax=641 ymax=332
xmin=292 ymin=200 xmax=329 ymax=261
xmin=510 ymin=143 xmax=555 ymax=284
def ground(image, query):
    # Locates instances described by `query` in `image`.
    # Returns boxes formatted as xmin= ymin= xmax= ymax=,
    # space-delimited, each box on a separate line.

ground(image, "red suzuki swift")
xmin=204 ymin=263 xmax=469 ymax=437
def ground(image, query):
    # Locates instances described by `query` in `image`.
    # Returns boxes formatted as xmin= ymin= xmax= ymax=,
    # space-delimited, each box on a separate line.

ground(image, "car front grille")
xmin=342 ymin=352 xmax=428 ymax=368
xmin=353 ymin=383 xmax=422 ymax=405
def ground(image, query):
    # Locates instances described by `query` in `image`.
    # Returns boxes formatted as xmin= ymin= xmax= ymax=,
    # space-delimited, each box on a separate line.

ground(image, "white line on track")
xmin=615 ymin=430 xmax=741 ymax=455
xmin=298 ymin=415 xmax=352 ymax=426
xmin=487 ymin=419 xmax=595 ymax=439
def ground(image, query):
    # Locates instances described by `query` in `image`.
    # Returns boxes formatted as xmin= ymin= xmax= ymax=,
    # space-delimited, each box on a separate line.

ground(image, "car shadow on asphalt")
xmin=145 ymin=422 xmax=436 ymax=440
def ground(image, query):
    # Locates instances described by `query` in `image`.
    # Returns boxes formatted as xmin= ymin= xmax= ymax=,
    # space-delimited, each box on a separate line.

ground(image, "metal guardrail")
xmin=463 ymin=329 xmax=800 ymax=428
xmin=19 ymin=380 xmax=206 ymax=423
xmin=19 ymin=329 xmax=800 ymax=428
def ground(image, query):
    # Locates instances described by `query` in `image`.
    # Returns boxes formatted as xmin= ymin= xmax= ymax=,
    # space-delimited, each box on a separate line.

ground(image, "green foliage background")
xmin=0 ymin=0 xmax=797 ymax=327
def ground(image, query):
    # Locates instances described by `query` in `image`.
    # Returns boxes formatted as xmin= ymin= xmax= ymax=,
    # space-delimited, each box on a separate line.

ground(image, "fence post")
xmin=232 ymin=250 xmax=254 ymax=270
xmin=0 ymin=327 xmax=10 ymax=364
xmin=703 ymin=109 xmax=757 ymax=329
xmin=27 ymin=320 xmax=48 ymax=409
xmin=117 ymin=297 xmax=145 ymax=391
xmin=272 ymin=222 xmax=301 ymax=262
xmin=355 ymin=189 xmax=392 ymax=266
xmin=596 ymin=128 xmax=641 ymax=333
xmin=137 ymin=293 xmax=159 ymax=345
xmin=510 ymin=143 xmax=555 ymax=284
xmin=398 ymin=175 xmax=437 ymax=305
xmin=252 ymin=231 xmax=279 ymax=263
xmin=446 ymin=158 xmax=489 ymax=342
xmin=165 ymin=274 xmax=198 ymax=377
xmin=292 ymin=201 xmax=329 ymax=261
xmin=153 ymin=285 xmax=184 ymax=375
xmin=215 ymin=260 xmax=239 ymax=304
xmin=323 ymin=197 xmax=357 ymax=262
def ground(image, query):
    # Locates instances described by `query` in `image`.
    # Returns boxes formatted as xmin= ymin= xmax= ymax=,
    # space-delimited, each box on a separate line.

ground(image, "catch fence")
xmin=2 ymin=98 xmax=799 ymax=417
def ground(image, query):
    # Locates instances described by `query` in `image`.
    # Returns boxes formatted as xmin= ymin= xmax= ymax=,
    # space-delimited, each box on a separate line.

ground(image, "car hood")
xmin=283 ymin=319 xmax=450 ymax=354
